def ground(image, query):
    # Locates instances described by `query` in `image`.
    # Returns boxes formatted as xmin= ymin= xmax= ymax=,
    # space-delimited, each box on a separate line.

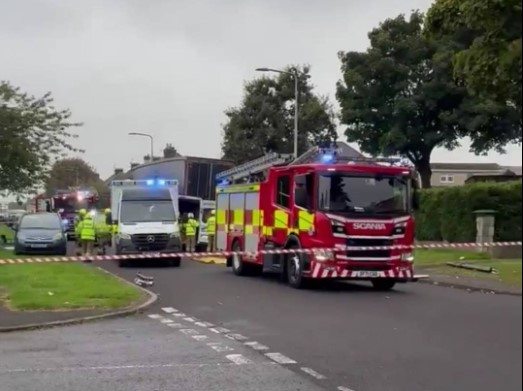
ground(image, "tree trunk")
xmin=416 ymin=160 xmax=432 ymax=189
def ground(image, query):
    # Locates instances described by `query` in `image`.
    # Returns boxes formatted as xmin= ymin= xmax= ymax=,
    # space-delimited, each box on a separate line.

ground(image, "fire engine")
xmin=51 ymin=188 xmax=99 ymax=239
xmin=215 ymin=151 xmax=419 ymax=290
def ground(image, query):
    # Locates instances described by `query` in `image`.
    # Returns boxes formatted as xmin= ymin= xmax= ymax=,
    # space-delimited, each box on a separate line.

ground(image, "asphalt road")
xmin=95 ymin=257 xmax=523 ymax=391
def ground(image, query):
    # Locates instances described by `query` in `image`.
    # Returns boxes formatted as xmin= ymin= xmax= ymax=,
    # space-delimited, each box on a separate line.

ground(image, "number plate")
xmin=352 ymin=270 xmax=380 ymax=278
xmin=30 ymin=244 xmax=48 ymax=248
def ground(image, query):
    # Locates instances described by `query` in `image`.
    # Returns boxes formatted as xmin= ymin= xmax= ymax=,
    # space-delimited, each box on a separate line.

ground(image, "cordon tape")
xmin=0 ymin=241 xmax=521 ymax=265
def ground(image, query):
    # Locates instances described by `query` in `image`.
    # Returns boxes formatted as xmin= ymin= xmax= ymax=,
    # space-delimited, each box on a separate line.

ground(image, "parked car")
xmin=14 ymin=213 xmax=67 ymax=255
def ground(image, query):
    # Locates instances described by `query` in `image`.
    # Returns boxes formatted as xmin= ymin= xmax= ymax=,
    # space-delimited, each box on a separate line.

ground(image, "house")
xmin=430 ymin=163 xmax=522 ymax=187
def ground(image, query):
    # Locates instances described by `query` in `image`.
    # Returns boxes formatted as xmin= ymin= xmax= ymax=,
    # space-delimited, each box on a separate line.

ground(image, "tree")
xmin=336 ymin=12 xmax=509 ymax=188
xmin=222 ymin=66 xmax=337 ymax=164
xmin=425 ymin=0 xmax=522 ymax=148
xmin=45 ymin=158 xmax=100 ymax=196
xmin=163 ymin=143 xmax=180 ymax=158
xmin=0 ymin=81 xmax=81 ymax=195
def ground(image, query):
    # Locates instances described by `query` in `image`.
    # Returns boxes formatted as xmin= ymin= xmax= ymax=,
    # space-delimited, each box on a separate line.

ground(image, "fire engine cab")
xmin=215 ymin=151 xmax=419 ymax=290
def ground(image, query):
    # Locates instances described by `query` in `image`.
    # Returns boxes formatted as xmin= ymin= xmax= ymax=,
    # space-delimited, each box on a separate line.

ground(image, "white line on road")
xmin=195 ymin=321 xmax=214 ymax=328
xmin=209 ymin=327 xmax=231 ymax=334
xmin=300 ymin=367 xmax=326 ymax=380
xmin=244 ymin=341 xmax=269 ymax=351
xmin=160 ymin=319 xmax=174 ymax=324
xmin=147 ymin=314 xmax=163 ymax=319
xmin=166 ymin=323 xmax=184 ymax=328
xmin=191 ymin=335 xmax=209 ymax=342
xmin=226 ymin=354 xmax=252 ymax=365
xmin=207 ymin=342 xmax=234 ymax=353
xmin=338 ymin=387 xmax=356 ymax=391
xmin=225 ymin=333 xmax=248 ymax=341
xmin=180 ymin=329 xmax=199 ymax=335
xmin=173 ymin=313 xmax=186 ymax=317
xmin=265 ymin=353 xmax=297 ymax=365
xmin=161 ymin=307 xmax=178 ymax=314
xmin=183 ymin=317 xmax=196 ymax=323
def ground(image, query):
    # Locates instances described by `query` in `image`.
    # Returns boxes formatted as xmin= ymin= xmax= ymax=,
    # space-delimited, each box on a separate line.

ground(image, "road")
xmin=1 ymin=255 xmax=521 ymax=391
xmin=100 ymin=257 xmax=522 ymax=391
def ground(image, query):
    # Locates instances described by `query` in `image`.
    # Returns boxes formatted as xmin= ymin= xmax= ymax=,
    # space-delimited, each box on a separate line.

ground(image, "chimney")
xmin=114 ymin=168 xmax=124 ymax=175
xmin=130 ymin=162 xmax=139 ymax=170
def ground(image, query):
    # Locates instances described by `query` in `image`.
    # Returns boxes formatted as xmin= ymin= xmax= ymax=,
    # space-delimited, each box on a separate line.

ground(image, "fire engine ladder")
xmin=216 ymin=152 xmax=293 ymax=183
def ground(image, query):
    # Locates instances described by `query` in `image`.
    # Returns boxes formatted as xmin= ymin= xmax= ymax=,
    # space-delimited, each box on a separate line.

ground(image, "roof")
xmin=431 ymin=163 xmax=503 ymax=172
xmin=503 ymin=166 xmax=523 ymax=175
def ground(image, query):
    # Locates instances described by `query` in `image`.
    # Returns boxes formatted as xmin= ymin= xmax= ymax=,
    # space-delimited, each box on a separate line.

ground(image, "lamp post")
xmin=129 ymin=132 xmax=154 ymax=162
xmin=256 ymin=67 xmax=300 ymax=159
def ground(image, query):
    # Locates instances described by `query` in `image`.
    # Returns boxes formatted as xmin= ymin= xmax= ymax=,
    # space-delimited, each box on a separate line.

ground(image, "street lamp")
xmin=256 ymin=67 xmax=300 ymax=159
xmin=129 ymin=132 xmax=154 ymax=162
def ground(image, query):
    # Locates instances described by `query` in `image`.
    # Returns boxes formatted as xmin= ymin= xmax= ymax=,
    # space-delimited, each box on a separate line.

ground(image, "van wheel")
xmin=170 ymin=257 xmax=181 ymax=267
xmin=371 ymin=279 xmax=396 ymax=291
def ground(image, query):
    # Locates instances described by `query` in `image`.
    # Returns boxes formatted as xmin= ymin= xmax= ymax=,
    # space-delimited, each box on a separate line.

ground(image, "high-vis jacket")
xmin=206 ymin=216 xmax=216 ymax=235
xmin=185 ymin=218 xmax=199 ymax=237
xmin=78 ymin=216 xmax=96 ymax=241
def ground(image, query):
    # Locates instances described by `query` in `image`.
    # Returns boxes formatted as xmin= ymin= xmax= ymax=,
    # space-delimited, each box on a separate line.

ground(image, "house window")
xmin=440 ymin=175 xmax=455 ymax=184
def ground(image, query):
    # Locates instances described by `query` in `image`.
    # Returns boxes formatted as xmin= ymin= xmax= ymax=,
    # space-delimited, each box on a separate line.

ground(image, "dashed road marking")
xmin=300 ymin=367 xmax=326 ymax=380
xmin=209 ymin=327 xmax=231 ymax=334
xmin=195 ymin=321 xmax=214 ymax=328
xmin=161 ymin=307 xmax=178 ymax=314
xmin=147 ymin=314 xmax=163 ymax=320
xmin=173 ymin=313 xmax=186 ymax=317
xmin=160 ymin=319 xmax=174 ymax=324
xmin=338 ymin=387 xmax=356 ymax=391
xmin=225 ymin=333 xmax=248 ymax=341
xmin=226 ymin=354 xmax=252 ymax=365
xmin=265 ymin=353 xmax=297 ymax=365
xmin=244 ymin=341 xmax=269 ymax=351
xmin=191 ymin=335 xmax=209 ymax=342
xmin=180 ymin=329 xmax=199 ymax=336
xmin=207 ymin=342 xmax=234 ymax=353
xmin=166 ymin=323 xmax=184 ymax=328
xmin=183 ymin=317 xmax=196 ymax=323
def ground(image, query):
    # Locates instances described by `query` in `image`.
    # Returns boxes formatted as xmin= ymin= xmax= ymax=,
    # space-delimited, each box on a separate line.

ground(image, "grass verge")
xmin=0 ymin=223 xmax=15 ymax=244
xmin=0 ymin=262 xmax=142 ymax=311
xmin=415 ymin=249 xmax=521 ymax=287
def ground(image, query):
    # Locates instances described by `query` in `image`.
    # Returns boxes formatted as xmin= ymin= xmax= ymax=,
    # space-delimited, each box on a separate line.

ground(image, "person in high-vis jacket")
xmin=184 ymin=213 xmax=199 ymax=252
xmin=94 ymin=209 xmax=112 ymax=254
xmin=75 ymin=209 xmax=87 ymax=255
xmin=206 ymin=210 xmax=216 ymax=252
xmin=77 ymin=212 xmax=96 ymax=259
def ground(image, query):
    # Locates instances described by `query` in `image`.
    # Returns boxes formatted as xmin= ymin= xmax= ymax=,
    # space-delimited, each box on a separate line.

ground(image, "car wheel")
xmin=371 ymin=279 xmax=396 ymax=291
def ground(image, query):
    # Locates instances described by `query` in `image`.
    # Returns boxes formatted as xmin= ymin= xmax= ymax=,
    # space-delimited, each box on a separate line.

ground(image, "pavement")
xmin=1 ymin=248 xmax=522 ymax=390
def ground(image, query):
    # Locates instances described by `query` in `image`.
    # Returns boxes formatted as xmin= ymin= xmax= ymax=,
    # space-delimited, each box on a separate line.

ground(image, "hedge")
xmin=416 ymin=181 xmax=522 ymax=242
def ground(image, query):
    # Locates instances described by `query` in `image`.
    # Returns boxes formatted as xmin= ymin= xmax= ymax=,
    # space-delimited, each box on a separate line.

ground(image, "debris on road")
xmin=134 ymin=273 xmax=154 ymax=287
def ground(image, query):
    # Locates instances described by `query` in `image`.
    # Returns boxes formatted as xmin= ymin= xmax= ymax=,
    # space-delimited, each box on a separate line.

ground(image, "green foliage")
xmin=222 ymin=66 xmax=337 ymax=164
xmin=416 ymin=181 xmax=522 ymax=242
xmin=336 ymin=12 xmax=469 ymax=188
xmin=0 ymin=81 xmax=81 ymax=195
xmin=425 ymin=0 xmax=522 ymax=152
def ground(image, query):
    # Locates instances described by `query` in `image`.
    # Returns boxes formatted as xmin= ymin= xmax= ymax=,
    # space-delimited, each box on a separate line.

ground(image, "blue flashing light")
xmin=157 ymin=179 xmax=166 ymax=186
xmin=146 ymin=179 xmax=154 ymax=186
xmin=321 ymin=154 xmax=335 ymax=163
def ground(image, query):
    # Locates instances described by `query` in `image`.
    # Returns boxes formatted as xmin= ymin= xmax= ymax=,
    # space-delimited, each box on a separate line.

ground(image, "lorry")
xmin=215 ymin=152 xmax=419 ymax=290
xmin=111 ymin=179 xmax=182 ymax=267
xmin=178 ymin=196 xmax=216 ymax=251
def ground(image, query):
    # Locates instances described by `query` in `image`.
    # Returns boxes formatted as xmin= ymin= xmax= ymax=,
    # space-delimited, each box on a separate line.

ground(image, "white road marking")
xmin=226 ymin=354 xmax=252 ymax=365
xmin=191 ymin=335 xmax=209 ymax=342
xmin=161 ymin=307 xmax=178 ymax=314
xmin=180 ymin=329 xmax=199 ymax=335
xmin=195 ymin=321 xmax=214 ymax=328
xmin=209 ymin=327 xmax=231 ymax=334
xmin=147 ymin=314 xmax=163 ymax=320
xmin=225 ymin=333 xmax=248 ymax=341
xmin=338 ymin=387 xmax=356 ymax=391
xmin=265 ymin=353 xmax=297 ymax=365
xmin=166 ymin=323 xmax=184 ymax=328
xmin=300 ymin=367 xmax=326 ymax=380
xmin=244 ymin=341 xmax=269 ymax=351
xmin=160 ymin=319 xmax=174 ymax=324
xmin=183 ymin=317 xmax=196 ymax=323
xmin=173 ymin=313 xmax=186 ymax=317
xmin=207 ymin=342 xmax=234 ymax=352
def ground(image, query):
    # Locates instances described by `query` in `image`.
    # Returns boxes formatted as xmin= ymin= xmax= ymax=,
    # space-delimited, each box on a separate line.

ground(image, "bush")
xmin=416 ymin=181 xmax=522 ymax=242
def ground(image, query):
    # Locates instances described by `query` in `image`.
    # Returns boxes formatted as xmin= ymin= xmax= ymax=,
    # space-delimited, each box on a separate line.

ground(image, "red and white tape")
xmin=0 ymin=241 xmax=521 ymax=265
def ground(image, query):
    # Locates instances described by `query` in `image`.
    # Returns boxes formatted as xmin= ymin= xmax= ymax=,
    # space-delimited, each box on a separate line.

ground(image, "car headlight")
xmin=119 ymin=233 xmax=131 ymax=240
xmin=401 ymin=252 xmax=414 ymax=262
xmin=53 ymin=232 xmax=63 ymax=241
xmin=314 ymin=249 xmax=334 ymax=262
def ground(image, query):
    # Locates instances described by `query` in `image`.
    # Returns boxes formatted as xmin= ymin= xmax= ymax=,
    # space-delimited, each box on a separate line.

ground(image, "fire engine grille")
xmin=131 ymin=234 xmax=170 ymax=251
xmin=346 ymin=238 xmax=392 ymax=259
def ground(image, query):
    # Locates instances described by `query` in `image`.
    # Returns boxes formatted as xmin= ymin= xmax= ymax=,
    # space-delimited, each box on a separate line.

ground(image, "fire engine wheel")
xmin=286 ymin=252 xmax=305 ymax=289
xmin=371 ymin=279 xmax=396 ymax=291
xmin=231 ymin=242 xmax=247 ymax=276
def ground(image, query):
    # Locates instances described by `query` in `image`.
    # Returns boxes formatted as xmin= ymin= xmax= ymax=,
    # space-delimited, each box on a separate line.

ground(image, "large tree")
xmin=222 ymin=66 xmax=337 ymax=164
xmin=425 ymin=0 xmax=522 ymax=149
xmin=0 ymin=82 xmax=81 ymax=195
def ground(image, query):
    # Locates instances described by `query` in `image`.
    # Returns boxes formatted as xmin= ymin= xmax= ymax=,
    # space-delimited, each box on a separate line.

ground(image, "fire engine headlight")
xmin=314 ymin=249 xmax=334 ymax=262
xmin=401 ymin=253 xmax=414 ymax=262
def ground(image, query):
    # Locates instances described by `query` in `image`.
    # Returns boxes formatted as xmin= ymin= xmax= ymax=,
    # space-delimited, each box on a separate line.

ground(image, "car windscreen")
xmin=19 ymin=214 xmax=61 ymax=229
xmin=318 ymin=174 xmax=409 ymax=215
xmin=120 ymin=200 xmax=176 ymax=223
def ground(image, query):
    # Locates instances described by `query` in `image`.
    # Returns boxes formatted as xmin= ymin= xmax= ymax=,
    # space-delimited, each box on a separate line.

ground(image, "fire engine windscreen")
xmin=120 ymin=201 xmax=176 ymax=223
xmin=318 ymin=174 xmax=409 ymax=215
xmin=53 ymin=197 xmax=88 ymax=213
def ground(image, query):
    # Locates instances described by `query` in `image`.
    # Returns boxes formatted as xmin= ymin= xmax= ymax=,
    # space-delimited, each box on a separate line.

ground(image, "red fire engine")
xmin=215 ymin=151 xmax=419 ymax=290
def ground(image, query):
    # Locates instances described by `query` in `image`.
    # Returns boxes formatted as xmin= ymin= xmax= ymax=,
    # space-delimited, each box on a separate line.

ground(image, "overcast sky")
xmin=1 ymin=0 xmax=521 ymax=181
